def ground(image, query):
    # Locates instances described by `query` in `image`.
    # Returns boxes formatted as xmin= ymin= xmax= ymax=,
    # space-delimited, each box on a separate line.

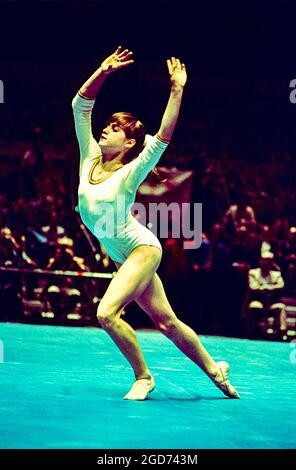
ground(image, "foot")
xmin=124 ymin=376 xmax=155 ymax=401
xmin=212 ymin=361 xmax=240 ymax=399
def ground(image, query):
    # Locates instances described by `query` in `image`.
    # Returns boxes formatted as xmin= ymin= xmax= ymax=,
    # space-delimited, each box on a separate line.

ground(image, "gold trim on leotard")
xmin=88 ymin=159 xmax=124 ymax=185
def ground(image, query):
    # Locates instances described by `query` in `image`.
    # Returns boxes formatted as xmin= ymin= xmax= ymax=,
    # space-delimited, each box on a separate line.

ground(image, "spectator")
xmin=41 ymin=237 xmax=88 ymax=323
xmin=0 ymin=227 xmax=34 ymax=321
xmin=244 ymin=252 xmax=287 ymax=340
xmin=223 ymin=193 xmax=257 ymax=236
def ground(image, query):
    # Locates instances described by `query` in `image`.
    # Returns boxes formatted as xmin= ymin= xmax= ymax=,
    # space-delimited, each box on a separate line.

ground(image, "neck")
xmin=101 ymin=151 xmax=125 ymax=170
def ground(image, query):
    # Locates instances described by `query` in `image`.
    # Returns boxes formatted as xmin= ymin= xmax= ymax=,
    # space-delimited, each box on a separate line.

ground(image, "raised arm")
xmin=72 ymin=46 xmax=134 ymax=174
xmin=157 ymin=57 xmax=187 ymax=142
xmin=79 ymin=46 xmax=134 ymax=99
xmin=125 ymin=57 xmax=187 ymax=188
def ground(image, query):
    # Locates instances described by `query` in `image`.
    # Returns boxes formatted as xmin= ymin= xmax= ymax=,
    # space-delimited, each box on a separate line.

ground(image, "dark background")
xmin=0 ymin=0 xmax=294 ymax=76
xmin=1 ymin=0 xmax=296 ymax=132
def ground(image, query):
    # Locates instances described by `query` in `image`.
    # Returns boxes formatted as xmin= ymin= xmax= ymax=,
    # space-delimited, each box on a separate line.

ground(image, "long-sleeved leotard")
xmin=72 ymin=93 xmax=169 ymax=263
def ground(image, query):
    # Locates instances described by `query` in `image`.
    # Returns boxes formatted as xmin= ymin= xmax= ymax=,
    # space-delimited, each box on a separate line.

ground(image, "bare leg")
xmin=105 ymin=309 xmax=151 ymax=378
xmin=137 ymin=273 xmax=217 ymax=376
xmin=136 ymin=273 xmax=240 ymax=398
xmin=97 ymin=246 xmax=161 ymax=387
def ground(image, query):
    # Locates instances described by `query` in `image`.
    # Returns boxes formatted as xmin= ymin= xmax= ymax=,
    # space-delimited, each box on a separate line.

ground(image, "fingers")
xmin=118 ymin=59 xmax=134 ymax=68
xmin=166 ymin=59 xmax=173 ymax=75
xmin=167 ymin=56 xmax=186 ymax=74
xmin=172 ymin=57 xmax=180 ymax=69
xmin=121 ymin=51 xmax=134 ymax=62
xmin=111 ymin=46 xmax=134 ymax=69
xmin=114 ymin=45 xmax=133 ymax=60
xmin=118 ymin=48 xmax=133 ymax=59
xmin=113 ymin=49 xmax=186 ymax=74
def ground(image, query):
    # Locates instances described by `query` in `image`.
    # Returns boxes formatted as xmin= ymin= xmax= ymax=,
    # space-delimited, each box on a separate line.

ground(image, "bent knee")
xmin=156 ymin=316 xmax=178 ymax=336
xmin=97 ymin=310 xmax=114 ymax=329
xmin=96 ymin=304 xmax=115 ymax=329
xmin=96 ymin=302 xmax=124 ymax=329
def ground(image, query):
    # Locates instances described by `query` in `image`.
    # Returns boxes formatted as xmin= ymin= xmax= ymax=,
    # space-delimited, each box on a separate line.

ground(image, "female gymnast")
xmin=72 ymin=46 xmax=240 ymax=400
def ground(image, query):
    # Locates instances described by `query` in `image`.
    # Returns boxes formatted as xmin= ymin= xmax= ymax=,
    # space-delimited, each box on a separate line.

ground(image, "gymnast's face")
xmin=99 ymin=122 xmax=135 ymax=157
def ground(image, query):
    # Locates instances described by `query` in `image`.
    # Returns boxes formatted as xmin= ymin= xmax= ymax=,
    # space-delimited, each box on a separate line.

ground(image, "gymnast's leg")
xmin=136 ymin=272 xmax=240 ymax=398
xmin=96 ymin=246 xmax=161 ymax=399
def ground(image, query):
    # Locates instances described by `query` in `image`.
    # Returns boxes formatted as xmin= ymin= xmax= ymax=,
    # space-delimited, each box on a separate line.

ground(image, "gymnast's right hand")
xmin=100 ymin=46 xmax=134 ymax=75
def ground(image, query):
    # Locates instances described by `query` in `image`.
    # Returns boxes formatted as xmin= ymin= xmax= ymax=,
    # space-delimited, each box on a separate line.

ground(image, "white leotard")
xmin=72 ymin=93 xmax=169 ymax=263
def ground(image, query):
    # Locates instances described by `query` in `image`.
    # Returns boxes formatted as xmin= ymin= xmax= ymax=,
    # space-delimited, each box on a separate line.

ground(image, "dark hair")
xmin=107 ymin=112 xmax=146 ymax=162
xmin=107 ymin=112 xmax=165 ymax=181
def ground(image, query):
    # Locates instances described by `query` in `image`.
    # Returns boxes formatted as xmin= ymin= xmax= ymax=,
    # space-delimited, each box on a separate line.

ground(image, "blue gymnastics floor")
xmin=0 ymin=322 xmax=295 ymax=449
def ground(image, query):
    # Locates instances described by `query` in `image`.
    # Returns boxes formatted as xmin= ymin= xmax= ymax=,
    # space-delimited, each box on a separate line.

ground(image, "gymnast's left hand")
xmin=167 ymin=57 xmax=187 ymax=88
xmin=100 ymin=46 xmax=134 ymax=75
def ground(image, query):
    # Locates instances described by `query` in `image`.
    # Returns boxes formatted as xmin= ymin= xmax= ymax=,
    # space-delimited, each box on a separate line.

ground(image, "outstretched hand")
xmin=100 ymin=46 xmax=134 ymax=75
xmin=167 ymin=57 xmax=187 ymax=88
